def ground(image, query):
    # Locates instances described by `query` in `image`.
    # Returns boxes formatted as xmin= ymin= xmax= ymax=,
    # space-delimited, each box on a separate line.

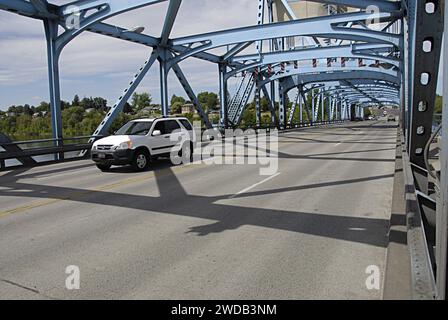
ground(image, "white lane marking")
xmin=229 ymin=172 xmax=281 ymax=199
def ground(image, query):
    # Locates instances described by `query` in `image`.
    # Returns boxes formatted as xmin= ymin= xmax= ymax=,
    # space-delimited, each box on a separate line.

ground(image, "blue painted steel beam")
xmin=0 ymin=0 xmax=57 ymax=18
xmin=86 ymin=22 xmax=160 ymax=46
xmin=169 ymin=11 xmax=402 ymax=66
xmin=91 ymin=50 xmax=159 ymax=138
xmin=226 ymin=44 xmax=400 ymax=79
xmin=231 ymin=43 xmax=398 ymax=64
xmin=57 ymin=0 xmax=169 ymax=51
xmin=0 ymin=1 xmax=227 ymax=65
xmin=222 ymin=42 xmax=253 ymax=61
xmin=160 ymin=0 xmax=182 ymax=46
xmin=344 ymin=93 xmax=399 ymax=100
xmin=30 ymin=0 xmax=51 ymax=16
xmin=305 ymin=80 xmax=399 ymax=91
xmin=323 ymin=88 xmax=399 ymax=97
xmin=318 ymin=88 xmax=399 ymax=98
xmin=44 ymin=18 xmax=63 ymax=160
xmin=171 ymin=61 xmax=212 ymax=129
xmin=264 ymin=67 xmax=399 ymax=89
xmin=293 ymin=0 xmax=401 ymax=12
xmin=87 ymin=22 xmax=225 ymax=64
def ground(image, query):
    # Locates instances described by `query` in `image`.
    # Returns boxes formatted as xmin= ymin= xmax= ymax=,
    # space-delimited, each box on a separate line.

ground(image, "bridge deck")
xmin=0 ymin=122 xmax=400 ymax=299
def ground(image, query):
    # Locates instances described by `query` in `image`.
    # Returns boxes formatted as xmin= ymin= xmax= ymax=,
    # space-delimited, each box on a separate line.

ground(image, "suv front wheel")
xmin=132 ymin=149 xmax=150 ymax=172
xmin=181 ymin=142 xmax=194 ymax=164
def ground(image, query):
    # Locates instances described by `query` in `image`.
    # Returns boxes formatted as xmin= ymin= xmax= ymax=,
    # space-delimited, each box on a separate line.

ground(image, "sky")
xmin=0 ymin=0 xmax=257 ymax=110
xmin=0 ymin=0 xmax=444 ymax=111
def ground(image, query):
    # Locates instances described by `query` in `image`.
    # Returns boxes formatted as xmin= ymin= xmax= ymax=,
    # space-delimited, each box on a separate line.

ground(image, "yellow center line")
xmin=0 ymin=163 xmax=205 ymax=219
xmin=1 ymin=138 xmax=298 ymax=220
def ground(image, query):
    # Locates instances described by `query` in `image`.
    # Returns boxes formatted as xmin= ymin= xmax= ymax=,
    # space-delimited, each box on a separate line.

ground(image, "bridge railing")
xmin=234 ymin=119 xmax=347 ymax=131
xmin=0 ymin=135 xmax=103 ymax=171
xmin=0 ymin=119 xmax=349 ymax=171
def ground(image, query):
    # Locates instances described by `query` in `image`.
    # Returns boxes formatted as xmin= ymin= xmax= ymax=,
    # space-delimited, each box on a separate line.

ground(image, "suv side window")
xmin=153 ymin=121 xmax=168 ymax=135
xmin=179 ymin=119 xmax=192 ymax=130
xmin=165 ymin=120 xmax=181 ymax=134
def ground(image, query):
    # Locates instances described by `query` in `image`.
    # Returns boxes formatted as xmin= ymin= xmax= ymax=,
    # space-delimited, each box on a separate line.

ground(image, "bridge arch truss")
xmin=0 ymin=0 xmax=446 ymax=300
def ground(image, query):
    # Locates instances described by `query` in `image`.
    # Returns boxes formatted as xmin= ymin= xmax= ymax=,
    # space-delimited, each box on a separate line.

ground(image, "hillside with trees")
xmin=0 ymin=91 xmax=224 ymax=141
xmin=1 ymin=92 xmax=443 ymax=141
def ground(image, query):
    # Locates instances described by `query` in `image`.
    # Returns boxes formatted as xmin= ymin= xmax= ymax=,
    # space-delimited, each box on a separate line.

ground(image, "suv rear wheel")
xmin=132 ymin=149 xmax=149 ymax=172
xmin=96 ymin=164 xmax=111 ymax=172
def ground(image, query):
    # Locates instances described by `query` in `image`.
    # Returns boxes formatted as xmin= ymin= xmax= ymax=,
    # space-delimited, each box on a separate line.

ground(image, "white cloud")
xmin=0 ymin=0 xmax=257 ymax=109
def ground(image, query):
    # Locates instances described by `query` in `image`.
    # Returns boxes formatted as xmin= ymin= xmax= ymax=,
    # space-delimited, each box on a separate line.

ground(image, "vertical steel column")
xmin=270 ymin=82 xmax=276 ymax=121
xmin=314 ymin=92 xmax=320 ymax=122
xmin=311 ymin=90 xmax=315 ymax=124
xmin=335 ymin=98 xmax=339 ymax=121
xmin=336 ymin=97 xmax=342 ymax=121
xmin=159 ymin=50 xmax=169 ymax=117
xmin=256 ymin=0 xmax=265 ymax=54
xmin=255 ymin=0 xmax=265 ymax=128
xmin=219 ymin=64 xmax=228 ymax=129
xmin=321 ymin=90 xmax=324 ymax=123
xmin=299 ymin=86 xmax=303 ymax=124
xmin=340 ymin=99 xmax=343 ymax=121
xmin=407 ymin=0 xmax=444 ymax=192
xmin=340 ymin=99 xmax=343 ymax=120
xmin=278 ymin=81 xmax=286 ymax=129
xmin=334 ymin=98 xmax=338 ymax=121
xmin=267 ymin=0 xmax=276 ymax=117
xmin=255 ymin=76 xmax=261 ymax=127
xmin=44 ymin=19 xmax=63 ymax=160
xmin=400 ymin=17 xmax=407 ymax=133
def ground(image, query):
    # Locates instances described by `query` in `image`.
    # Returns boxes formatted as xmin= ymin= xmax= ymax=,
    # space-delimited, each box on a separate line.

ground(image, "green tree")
xmin=122 ymin=102 xmax=133 ymax=114
xmin=72 ymin=94 xmax=80 ymax=107
xmin=171 ymin=94 xmax=186 ymax=106
xmin=80 ymin=97 xmax=93 ymax=109
xmin=131 ymin=92 xmax=152 ymax=112
xmin=35 ymin=101 xmax=50 ymax=114
xmin=435 ymin=95 xmax=443 ymax=114
xmin=92 ymin=97 xmax=107 ymax=111
xmin=170 ymin=94 xmax=186 ymax=115
xmin=170 ymin=101 xmax=183 ymax=115
xmin=198 ymin=92 xmax=218 ymax=112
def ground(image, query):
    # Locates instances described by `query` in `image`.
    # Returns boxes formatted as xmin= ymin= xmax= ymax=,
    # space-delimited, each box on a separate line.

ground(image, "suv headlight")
xmin=92 ymin=145 xmax=97 ymax=151
xmin=115 ymin=141 xmax=132 ymax=150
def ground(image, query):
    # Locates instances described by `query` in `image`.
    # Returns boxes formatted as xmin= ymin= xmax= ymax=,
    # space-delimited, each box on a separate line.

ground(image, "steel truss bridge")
xmin=0 ymin=0 xmax=447 ymax=300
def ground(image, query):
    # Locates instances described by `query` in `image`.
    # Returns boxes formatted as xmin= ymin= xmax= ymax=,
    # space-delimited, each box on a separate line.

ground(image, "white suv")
xmin=91 ymin=117 xmax=195 ymax=171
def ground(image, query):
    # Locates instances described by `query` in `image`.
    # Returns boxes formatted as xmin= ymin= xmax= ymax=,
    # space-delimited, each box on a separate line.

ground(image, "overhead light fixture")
xmin=123 ymin=26 xmax=145 ymax=34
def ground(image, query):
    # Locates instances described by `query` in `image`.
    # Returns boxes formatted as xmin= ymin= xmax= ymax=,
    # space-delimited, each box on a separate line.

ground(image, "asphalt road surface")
xmin=0 ymin=121 xmax=398 ymax=299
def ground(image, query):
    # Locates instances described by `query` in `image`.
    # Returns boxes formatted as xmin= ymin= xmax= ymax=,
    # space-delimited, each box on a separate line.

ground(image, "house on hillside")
xmin=181 ymin=103 xmax=197 ymax=114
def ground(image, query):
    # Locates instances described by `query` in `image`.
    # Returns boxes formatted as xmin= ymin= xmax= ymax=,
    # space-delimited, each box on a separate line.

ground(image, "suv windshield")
xmin=115 ymin=121 xmax=153 ymax=136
